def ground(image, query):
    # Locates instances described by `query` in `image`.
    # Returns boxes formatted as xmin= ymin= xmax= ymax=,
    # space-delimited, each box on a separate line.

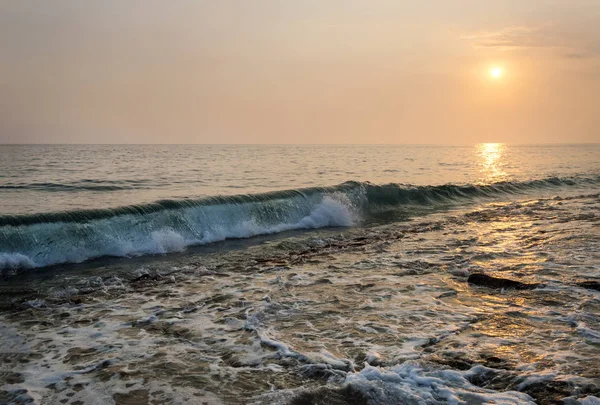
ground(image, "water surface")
xmin=1 ymin=144 xmax=599 ymax=404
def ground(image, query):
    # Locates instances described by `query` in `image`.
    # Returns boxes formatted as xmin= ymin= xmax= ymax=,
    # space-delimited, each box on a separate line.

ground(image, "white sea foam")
xmin=150 ymin=228 xmax=187 ymax=254
xmin=0 ymin=252 xmax=36 ymax=269
xmin=0 ymin=194 xmax=357 ymax=270
xmin=345 ymin=363 xmax=535 ymax=404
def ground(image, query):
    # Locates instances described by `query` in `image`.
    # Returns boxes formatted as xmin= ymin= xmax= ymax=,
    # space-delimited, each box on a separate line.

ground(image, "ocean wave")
xmin=0 ymin=179 xmax=156 ymax=192
xmin=0 ymin=193 xmax=359 ymax=270
xmin=0 ymin=175 xmax=598 ymax=270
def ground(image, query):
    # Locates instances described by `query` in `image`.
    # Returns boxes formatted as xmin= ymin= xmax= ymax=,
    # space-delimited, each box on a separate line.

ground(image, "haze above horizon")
xmin=1 ymin=1 xmax=599 ymax=144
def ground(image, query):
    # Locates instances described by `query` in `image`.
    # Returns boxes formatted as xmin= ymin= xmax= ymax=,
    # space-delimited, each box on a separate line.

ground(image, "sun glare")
xmin=477 ymin=143 xmax=507 ymax=183
xmin=490 ymin=67 xmax=503 ymax=79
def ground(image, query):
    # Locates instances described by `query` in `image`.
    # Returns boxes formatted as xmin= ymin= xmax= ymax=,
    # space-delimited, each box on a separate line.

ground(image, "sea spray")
xmin=1 ymin=175 xmax=598 ymax=270
xmin=0 ymin=192 xmax=360 ymax=270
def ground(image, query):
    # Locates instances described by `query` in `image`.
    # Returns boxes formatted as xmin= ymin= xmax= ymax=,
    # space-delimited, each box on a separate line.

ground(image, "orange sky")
xmin=1 ymin=1 xmax=599 ymax=144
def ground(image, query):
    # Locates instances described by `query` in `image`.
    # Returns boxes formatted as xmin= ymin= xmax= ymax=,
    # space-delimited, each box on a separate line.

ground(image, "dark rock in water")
xmin=478 ymin=353 xmax=515 ymax=370
xmin=467 ymin=273 xmax=539 ymax=290
xmin=466 ymin=367 xmax=513 ymax=392
xmin=515 ymin=380 xmax=599 ymax=405
xmin=130 ymin=273 xmax=161 ymax=284
xmin=289 ymin=386 xmax=368 ymax=405
xmin=429 ymin=352 xmax=473 ymax=371
xmin=577 ymin=281 xmax=600 ymax=291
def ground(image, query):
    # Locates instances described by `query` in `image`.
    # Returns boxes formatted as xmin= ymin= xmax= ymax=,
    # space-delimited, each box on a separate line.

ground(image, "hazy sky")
xmin=1 ymin=1 xmax=599 ymax=144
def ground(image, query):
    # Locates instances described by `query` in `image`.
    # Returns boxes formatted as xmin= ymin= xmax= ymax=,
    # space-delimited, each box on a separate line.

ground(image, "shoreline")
xmin=1 ymin=192 xmax=599 ymax=404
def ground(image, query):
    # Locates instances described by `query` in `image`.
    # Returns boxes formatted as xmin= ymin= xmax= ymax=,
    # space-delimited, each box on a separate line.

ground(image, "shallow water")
xmin=1 ymin=144 xmax=600 ymax=404
xmin=1 ymin=190 xmax=600 ymax=404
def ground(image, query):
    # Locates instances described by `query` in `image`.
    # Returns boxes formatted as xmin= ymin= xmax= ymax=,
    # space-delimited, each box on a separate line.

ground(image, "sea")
xmin=0 ymin=144 xmax=599 ymax=404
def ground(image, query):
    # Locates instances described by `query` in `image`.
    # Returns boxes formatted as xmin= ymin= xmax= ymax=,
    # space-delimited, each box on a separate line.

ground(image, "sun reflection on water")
xmin=477 ymin=143 xmax=508 ymax=183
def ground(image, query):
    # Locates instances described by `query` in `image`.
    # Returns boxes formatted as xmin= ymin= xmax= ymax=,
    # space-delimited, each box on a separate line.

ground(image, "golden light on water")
xmin=477 ymin=143 xmax=507 ymax=182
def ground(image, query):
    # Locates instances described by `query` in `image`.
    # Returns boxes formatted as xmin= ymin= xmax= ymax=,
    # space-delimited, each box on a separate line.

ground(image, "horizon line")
xmin=1 ymin=142 xmax=599 ymax=146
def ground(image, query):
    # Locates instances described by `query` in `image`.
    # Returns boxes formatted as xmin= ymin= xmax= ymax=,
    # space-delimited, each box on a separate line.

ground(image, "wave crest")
xmin=1 ymin=175 xmax=598 ymax=270
xmin=0 ymin=191 xmax=359 ymax=270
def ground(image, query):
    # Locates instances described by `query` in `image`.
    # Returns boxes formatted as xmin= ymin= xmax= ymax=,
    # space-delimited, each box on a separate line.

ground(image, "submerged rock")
xmin=515 ymin=380 xmax=599 ymax=405
xmin=577 ymin=281 xmax=600 ymax=291
xmin=130 ymin=273 xmax=161 ymax=284
xmin=467 ymin=273 xmax=539 ymax=290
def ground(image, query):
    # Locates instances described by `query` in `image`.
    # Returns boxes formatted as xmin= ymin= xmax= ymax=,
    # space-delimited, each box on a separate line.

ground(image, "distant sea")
xmin=1 ymin=144 xmax=599 ymax=404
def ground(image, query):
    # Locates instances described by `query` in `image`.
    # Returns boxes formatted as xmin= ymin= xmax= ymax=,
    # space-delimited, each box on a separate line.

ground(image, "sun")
xmin=490 ymin=67 xmax=503 ymax=79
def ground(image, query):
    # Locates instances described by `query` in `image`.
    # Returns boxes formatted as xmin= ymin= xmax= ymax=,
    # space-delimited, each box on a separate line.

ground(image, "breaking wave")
xmin=1 ymin=176 xmax=598 ymax=270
